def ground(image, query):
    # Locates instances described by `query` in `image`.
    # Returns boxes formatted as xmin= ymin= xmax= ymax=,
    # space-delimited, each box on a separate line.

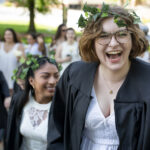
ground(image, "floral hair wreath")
xmin=78 ymin=2 xmax=141 ymax=28
xmin=12 ymin=54 xmax=62 ymax=81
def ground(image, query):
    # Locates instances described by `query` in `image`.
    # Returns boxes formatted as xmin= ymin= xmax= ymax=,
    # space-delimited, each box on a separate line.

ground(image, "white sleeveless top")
xmin=20 ymin=94 xmax=51 ymax=150
xmin=80 ymin=87 xmax=119 ymax=150
xmin=60 ymin=41 xmax=80 ymax=75
xmin=0 ymin=42 xmax=20 ymax=89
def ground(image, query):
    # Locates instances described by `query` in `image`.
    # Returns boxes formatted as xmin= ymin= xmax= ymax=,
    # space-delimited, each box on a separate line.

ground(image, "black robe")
xmin=0 ymin=71 xmax=10 ymax=129
xmin=47 ymin=58 xmax=150 ymax=150
xmin=6 ymin=59 xmax=150 ymax=150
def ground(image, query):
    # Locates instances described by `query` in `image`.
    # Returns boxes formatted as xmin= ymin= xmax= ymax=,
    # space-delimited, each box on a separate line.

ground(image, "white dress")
xmin=80 ymin=87 xmax=119 ymax=150
xmin=25 ymin=43 xmax=42 ymax=56
xmin=20 ymin=94 xmax=51 ymax=150
xmin=60 ymin=41 xmax=80 ymax=75
xmin=0 ymin=42 xmax=20 ymax=89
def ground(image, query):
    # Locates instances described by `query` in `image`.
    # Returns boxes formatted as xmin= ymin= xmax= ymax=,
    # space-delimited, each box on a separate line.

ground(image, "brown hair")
xmin=79 ymin=5 xmax=149 ymax=62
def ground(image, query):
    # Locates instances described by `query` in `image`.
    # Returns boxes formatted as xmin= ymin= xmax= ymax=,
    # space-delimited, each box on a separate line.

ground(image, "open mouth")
xmin=106 ymin=51 xmax=123 ymax=63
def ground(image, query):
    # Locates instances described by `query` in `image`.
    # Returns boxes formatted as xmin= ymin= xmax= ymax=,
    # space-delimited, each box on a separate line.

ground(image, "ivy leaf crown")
xmin=78 ymin=2 xmax=141 ymax=28
xmin=12 ymin=54 xmax=62 ymax=81
xmin=11 ymin=54 xmax=41 ymax=81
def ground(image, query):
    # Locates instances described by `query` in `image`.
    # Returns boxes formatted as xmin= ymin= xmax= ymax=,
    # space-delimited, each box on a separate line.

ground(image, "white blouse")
xmin=80 ymin=87 xmax=119 ymax=150
xmin=20 ymin=94 xmax=51 ymax=150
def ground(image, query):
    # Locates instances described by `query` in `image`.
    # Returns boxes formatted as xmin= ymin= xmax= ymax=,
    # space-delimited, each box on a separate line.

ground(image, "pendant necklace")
xmin=101 ymin=71 xmax=113 ymax=94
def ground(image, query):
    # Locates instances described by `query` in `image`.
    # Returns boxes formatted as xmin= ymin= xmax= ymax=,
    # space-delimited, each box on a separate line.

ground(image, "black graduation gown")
xmin=47 ymin=58 xmax=150 ymax=150
xmin=0 ymin=71 xmax=10 ymax=129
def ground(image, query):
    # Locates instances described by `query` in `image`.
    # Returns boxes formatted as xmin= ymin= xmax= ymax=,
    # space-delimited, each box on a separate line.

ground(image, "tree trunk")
xmin=28 ymin=0 xmax=36 ymax=33
xmin=62 ymin=3 xmax=68 ymax=25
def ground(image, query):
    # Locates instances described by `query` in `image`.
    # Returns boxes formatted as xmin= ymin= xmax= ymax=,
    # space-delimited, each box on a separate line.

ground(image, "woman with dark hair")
xmin=6 ymin=56 xmax=59 ymax=150
xmin=37 ymin=33 xmax=47 ymax=56
xmin=55 ymin=27 xmax=80 ymax=75
xmin=0 ymin=28 xmax=24 ymax=95
xmin=48 ymin=3 xmax=150 ymax=150
xmin=25 ymin=33 xmax=42 ymax=56
xmin=49 ymin=24 xmax=67 ymax=55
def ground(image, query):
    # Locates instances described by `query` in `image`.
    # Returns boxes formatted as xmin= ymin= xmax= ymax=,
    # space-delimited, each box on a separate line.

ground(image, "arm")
xmin=55 ymin=44 xmax=72 ymax=64
xmin=47 ymin=65 xmax=71 ymax=150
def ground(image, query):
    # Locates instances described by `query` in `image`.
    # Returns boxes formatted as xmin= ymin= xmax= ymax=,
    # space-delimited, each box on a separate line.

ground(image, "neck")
xmin=5 ymin=41 xmax=14 ymax=45
xmin=99 ymin=60 xmax=131 ymax=83
xmin=34 ymin=95 xmax=52 ymax=104
xmin=67 ymin=40 xmax=74 ymax=44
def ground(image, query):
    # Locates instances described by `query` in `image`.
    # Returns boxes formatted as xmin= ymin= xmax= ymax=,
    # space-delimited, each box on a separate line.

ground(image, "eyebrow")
xmin=39 ymin=72 xmax=59 ymax=75
xmin=101 ymin=29 xmax=127 ymax=34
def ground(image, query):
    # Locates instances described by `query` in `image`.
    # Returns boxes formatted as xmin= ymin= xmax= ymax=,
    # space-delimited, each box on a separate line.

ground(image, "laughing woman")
xmin=6 ymin=57 xmax=59 ymax=150
xmin=48 ymin=3 xmax=150 ymax=150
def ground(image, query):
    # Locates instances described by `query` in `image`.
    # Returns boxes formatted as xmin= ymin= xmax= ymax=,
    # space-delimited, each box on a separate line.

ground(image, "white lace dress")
xmin=80 ymin=87 xmax=119 ymax=150
xmin=20 ymin=94 xmax=51 ymax=150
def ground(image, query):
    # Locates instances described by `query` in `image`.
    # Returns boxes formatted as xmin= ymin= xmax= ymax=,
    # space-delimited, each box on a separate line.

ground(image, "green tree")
xmin=10 ymin=0 xmax=59 ymax=33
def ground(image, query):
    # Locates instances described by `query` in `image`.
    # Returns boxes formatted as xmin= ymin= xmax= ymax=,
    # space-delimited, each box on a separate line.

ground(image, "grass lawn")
xmin=0 ymin=21 xmax=56 ymax=43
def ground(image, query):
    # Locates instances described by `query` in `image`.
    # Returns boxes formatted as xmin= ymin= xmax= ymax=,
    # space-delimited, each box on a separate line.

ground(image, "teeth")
xmin=107 ymin=51 xmax=121 ymax=55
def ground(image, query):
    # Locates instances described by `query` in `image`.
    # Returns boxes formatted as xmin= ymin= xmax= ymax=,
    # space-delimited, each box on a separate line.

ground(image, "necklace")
xmin=101 ymin=70 xmax=114 ymax=95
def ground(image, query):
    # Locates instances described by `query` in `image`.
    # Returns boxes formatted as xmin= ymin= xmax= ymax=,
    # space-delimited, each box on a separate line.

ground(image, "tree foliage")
xmin=10 ymin=0 xmax=59 ymax=33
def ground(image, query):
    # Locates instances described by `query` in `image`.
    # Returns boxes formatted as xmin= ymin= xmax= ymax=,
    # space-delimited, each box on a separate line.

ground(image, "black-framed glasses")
xmin=96 ymin=29 xmax=132 ymax=45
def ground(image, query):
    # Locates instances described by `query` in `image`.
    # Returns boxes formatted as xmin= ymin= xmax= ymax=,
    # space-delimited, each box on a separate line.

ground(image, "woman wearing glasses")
xmin=48 ymin=3 xmax=149 ymax=150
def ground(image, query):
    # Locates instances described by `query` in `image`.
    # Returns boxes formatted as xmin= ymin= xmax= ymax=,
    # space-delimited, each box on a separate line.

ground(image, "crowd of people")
xmin=0 ymin=2 xmax=150 ymax=150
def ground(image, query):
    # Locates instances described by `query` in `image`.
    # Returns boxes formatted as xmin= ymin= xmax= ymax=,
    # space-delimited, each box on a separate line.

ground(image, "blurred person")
xmin=137 ymin=23 xmax=150 ymax=62
xmin=0 ymin=28 xmax=24 ymax=95
xmin=6 ymin=56 xmax=59 ymax=150
xmin=25 ymin=33 xmax=42 ymax=56
xmin=0 ymin=71 xmax=10 ymax=150
xmin=49 ymin=24 xmax=67 ymax=55
xmin=37 ymin=33 xmax=47 ymax=56
xmin=55 ymin=28 xmax=80 ymax=75
xmin=48 ymin=3 xmax=150 ymax=150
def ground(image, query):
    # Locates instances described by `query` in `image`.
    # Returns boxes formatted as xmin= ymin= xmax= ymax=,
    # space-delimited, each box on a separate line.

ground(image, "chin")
xmin=106 ymin=62 xmax=126 ymax=71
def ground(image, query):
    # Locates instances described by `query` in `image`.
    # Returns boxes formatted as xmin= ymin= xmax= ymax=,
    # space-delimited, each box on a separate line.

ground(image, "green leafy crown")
xmin=12 ymin=54 xmax=62 ymax=81
xmin=11 ymin=54 xmax=41 ymax=81
xmin=78 ymin=2 xmax=141 ymax=28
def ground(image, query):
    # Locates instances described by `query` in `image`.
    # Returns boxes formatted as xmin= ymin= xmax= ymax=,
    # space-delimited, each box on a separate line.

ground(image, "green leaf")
xmin=101 ymin=12 xmax=108 ymax=18
xmin=93 ymin=13 xmax=99 ymax=21
xmin=19 ymin=57 xmax=25 ymax=64
xmin=78 ymin=14 xmax=87 ymax=28
xmin=101 ymin=2 xmax=109 ymax=13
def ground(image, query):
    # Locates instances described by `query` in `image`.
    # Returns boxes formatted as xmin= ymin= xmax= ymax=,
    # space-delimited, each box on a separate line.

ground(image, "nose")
xmin=108 ymin=35 xmax=119 ymax=47
xmin=48 ymin=76 xmax=57 ymax=85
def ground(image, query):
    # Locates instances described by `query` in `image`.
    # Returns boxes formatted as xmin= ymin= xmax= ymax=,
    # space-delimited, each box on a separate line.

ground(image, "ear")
xmin=29 ymin=77 xmax=35 ymax=89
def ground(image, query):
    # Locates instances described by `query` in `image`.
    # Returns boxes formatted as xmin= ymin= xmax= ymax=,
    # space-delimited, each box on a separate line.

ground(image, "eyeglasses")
xmin=96 ymin=29 xmax=132 ymax=45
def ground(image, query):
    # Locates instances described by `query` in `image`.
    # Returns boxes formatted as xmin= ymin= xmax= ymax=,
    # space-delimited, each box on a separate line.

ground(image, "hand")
xmin=66 ymin=55 xmax=72 ymax=62
xmin=4 ymin=97 xmax=11 ymax=110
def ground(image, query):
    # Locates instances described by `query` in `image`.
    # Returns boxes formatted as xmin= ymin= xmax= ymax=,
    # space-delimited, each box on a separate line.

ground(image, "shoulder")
xmin=62 ymin=61 xmax=98 ymax=82
xmin=132 ymin=58 xmax=150 ymax=75
xmin=10 ymin=91 xmax=24 ymax=108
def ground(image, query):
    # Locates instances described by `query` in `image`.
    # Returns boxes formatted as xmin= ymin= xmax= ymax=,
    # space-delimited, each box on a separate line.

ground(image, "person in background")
xmin=137 ymin=23 xmax=150 ymax=62
xmin=0 ymin=71 xmax=10 ymax=150
xmin=47 ymin=3 xmax=150 ymax=150
xmin=49 ymin=24 xmax=67 ymax=55
xmin=0 ymin=28 xmax=24 ymax=96
xmin=37 ymin=33 xmax=47 ymax=56
xmin=6 ymin=56 xmax=59 ymax=150
xmin=55 ymin=28 xmax=80 ymax=75
xmin=25 ymin=33 xmax=42 ymax=56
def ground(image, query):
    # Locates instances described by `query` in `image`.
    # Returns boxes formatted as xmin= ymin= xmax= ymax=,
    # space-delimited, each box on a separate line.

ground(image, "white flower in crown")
xmin=14 ymin=49 xmax=22 ymax=57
